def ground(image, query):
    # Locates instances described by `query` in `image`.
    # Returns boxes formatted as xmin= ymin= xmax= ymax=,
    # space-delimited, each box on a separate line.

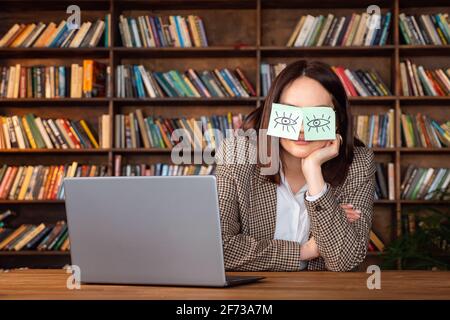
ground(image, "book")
xmin=119 ymin=14 xmax=208 ymax=48
xmin=369 ymin=230 xmax=385 ymax=252
xmin=0 ymin=114 xmax=106 ymax=149
xmin=114 ymin=158 xmax=215 ymax=177
xmin=0 ymin=221 xmax=70 ymax=251
xmin=354 ymin=110 xmax=395 ymax=148
xmin=116 ymin=65 xmax=255 ymax=98
xmin=260 ymin=64 xmax=391 ymax=97
xmin=400 ymin=165 xmax=450 ymax=200
xmin=287 ymin=12 xmax=391 ymax=47
xmin=400 ymin=113 xmax=450 ymax=148
xmin=399 ymin=13 xmax=450 ymax=45
xmin=0 ymin=17 xmax=108 ymax=48
xmin=332 ymin=66 xmax=392 ymax=97
xmin=260 ymin=63 xmax=288 ymax=96
xmin=114 ymin=109 xmax=243 ymax=149
xmin=374 ymin=162 xmax=395 ymax=200
xmin=399 ymin=59 xmax=450 ymax=96
xmin=0 ymin=163 xmax=108 ymax=201
xmin=0 ymin=61 xmax=108 ymax=98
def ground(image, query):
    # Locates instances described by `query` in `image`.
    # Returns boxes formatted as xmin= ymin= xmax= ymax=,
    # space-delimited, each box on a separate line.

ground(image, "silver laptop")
xmin=63 ymin=175 xmax=264 ymax=287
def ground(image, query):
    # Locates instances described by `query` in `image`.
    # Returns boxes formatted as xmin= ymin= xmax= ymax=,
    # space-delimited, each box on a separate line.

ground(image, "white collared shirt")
xmin=274 ymin=167 xmax=328 ymax=269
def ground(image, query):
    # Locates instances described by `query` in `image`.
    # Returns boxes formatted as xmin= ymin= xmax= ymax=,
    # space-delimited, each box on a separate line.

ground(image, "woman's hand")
xmin=302 ymin=134 xmax=342 ymax=169
xmin=299 ymin=204 xmax=359 ymax=262
xmin=300 ymin=237 xmax=319 ymax=261
xmin=341 ymin=203 xmax=361 ymax=223
xmin=302 ymin=134 xmax=342 ymax=197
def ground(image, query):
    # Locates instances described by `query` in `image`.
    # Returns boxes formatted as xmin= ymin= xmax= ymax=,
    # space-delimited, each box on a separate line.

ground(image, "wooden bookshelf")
xmin=0 ymin=0 xmax=449 ymax=269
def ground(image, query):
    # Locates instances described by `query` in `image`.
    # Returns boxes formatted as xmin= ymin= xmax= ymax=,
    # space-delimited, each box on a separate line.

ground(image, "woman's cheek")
xmin=309 ymin=140 xmax=328 ymax=151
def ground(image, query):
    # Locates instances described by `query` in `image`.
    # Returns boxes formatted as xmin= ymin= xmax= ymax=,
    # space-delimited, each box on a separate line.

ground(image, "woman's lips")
xmin=294 ymin=140 xmax=310 ymax=145
xmin=293 ymin=134 xmax=310 ymax=145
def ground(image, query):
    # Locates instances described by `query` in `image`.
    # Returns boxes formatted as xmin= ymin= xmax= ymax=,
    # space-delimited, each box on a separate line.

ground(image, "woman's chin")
xmin=284 ymin=144 xmax=314 ymax=158
xmin=282 ymin=141 xmax=326 ymax=159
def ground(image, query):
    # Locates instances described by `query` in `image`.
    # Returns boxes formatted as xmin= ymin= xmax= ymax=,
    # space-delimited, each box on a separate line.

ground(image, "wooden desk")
xmin=0 ymin=269 xmax=449 ymax=299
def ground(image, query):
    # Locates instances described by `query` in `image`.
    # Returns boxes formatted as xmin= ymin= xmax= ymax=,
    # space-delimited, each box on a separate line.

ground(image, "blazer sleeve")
xmin=304 ymin=149 xmax=376 ymax=272
xmin=216 ymin=163 xmax=304 ymax=271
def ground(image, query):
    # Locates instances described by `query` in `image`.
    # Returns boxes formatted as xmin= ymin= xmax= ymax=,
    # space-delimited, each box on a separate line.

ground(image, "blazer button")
xmin=315 ymin=205 xmax=322 ymax=211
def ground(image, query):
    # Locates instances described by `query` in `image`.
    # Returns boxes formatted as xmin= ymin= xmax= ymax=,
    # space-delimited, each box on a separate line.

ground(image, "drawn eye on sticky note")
xmin=302 ymin=106 xmax=336 ymax=141
xmin=267 ymin=103 xmax=303 ymax=140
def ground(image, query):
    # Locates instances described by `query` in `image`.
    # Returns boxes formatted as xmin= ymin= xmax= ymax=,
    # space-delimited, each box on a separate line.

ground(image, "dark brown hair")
xmin=243 ymin=60 xmax=364 ymax=186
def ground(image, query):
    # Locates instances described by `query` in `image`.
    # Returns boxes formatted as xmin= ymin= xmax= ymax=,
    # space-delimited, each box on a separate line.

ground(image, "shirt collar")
xmin=279 ymin=160 xmax=308 ymax=195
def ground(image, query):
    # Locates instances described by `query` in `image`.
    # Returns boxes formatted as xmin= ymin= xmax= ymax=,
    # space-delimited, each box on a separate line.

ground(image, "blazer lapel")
xmin=248 ymin=165 xmax=277 ymax=240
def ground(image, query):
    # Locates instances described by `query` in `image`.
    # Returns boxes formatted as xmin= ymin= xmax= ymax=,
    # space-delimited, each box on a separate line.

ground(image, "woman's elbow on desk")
xmin=318 ymin=235 xmax=369 ymax=272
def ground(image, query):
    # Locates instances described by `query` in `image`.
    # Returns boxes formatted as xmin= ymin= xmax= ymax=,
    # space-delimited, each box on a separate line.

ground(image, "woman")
xmin=215 ymin=60 xmax=376 ymax=272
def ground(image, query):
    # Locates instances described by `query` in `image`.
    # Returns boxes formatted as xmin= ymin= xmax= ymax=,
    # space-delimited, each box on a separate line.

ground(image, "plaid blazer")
xmin=215 ymin=136 xmax=376 ymax=272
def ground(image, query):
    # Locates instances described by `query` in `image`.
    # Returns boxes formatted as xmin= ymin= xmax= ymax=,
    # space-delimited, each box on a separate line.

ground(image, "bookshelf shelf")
xmin=398 ymin=96 xmax=450 ymax=105
xmin=0 ymin=47 xmax=110 ymax=59
xmin=0 ymin=251 xmax=69 ymax=256
xmin=398 ymin=148 xmax=450 ymax=153
xmin=112 ymin=148 xmax=172 ymax=153
xmin=114 ymin=46 xmax=258 ymax=58
xmin=112 ymin=97 xmax=259 ymax=106
xmin=0 ymin=98 xmax=110 ymax=106
xmin=399 ymin=200 xmax=450 ymax=205
xmin=374 ymin=200 xmax=396 ymax=204
xmin=372 ymin=148 xmax=396 ymax=153
xmin=260 ymin=96 xmax=398 ymax=104
xmin=0 ymin=149 xmax=110 ymax=154
xmin=0 ymin=0 xmax=448 ymax=269
xmin=0 ymin=200 xmax=65 ymax=204
xmin=398 ymin=44 xmax=450 ymax=55
xmin=260 ymin=45 xmax=395 ymax=57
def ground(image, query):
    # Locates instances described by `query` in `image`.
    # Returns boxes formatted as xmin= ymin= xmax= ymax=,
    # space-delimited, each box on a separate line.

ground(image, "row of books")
xmin=0 ymin=163 xmax=108 ymax=201
xmin=116 ymin=65 xmax=256 ymax=98
xmin=115 ymin=110 xmax=243 ymax=149
xmin=400 ymin=60 xmax=450 ymax=96
xmin=401 ymin=114 xmax=450 ymax=148
xmin=400 ymin=166 xmax=450 ymax=200
xmin=0 ymin=220 xmax=386 ymax=253
xmin=354 ymin=110 xmax=395 ymax=148
xmin=0 ymin=221 xmax=70 ymax=252
xmin=0 ymin=61 xmax=110 ymax=98
xmin=331 ymin=66 xmax=391 ymax=97
xmin=0 ymin=16 xmax=110 ymax=48
xmin=399 ymin=13 xmax=450 ymax=45
xmin=261 ymin=63 xmax=391 ymax=97
xmin=119 ymin=14 xmax=208 ymax=48
xmin=375 ymin=162 xmax=395 ymax=200
xmin=0 ymin=162 xmax=448 ymax=202
xmin=1 ymin=62 xmax=446 ymax=99
xmin=287 ymin=12 xmax=391 ymax=47
xmin=1 ymin=112 xmax=446 ymax=151
xmin=260 ymin=63 xmax=287 ymax=96
xmin=114 ymin=156 xmax=215 ymax=177
xmin=0 ymin=114 xmax=109 ymax=149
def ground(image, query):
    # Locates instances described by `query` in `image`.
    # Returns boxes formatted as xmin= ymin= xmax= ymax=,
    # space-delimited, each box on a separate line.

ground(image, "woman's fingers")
xmin=341 ymin=204 xmax=361 ymax=223
xmin=345 ymin=209 xmax=361 ymax=217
